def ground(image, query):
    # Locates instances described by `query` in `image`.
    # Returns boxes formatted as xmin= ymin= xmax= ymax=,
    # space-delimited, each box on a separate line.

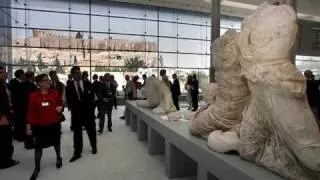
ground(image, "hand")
xmin=56 ymin=106 xmax=63 ymax=113
xmin=26 ymin=127 xmax=32 ymax=136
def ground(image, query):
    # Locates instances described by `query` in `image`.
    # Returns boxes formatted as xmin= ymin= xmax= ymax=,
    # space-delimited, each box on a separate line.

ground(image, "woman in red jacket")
xmin=26 ymin=74 xmax=63 ymax=180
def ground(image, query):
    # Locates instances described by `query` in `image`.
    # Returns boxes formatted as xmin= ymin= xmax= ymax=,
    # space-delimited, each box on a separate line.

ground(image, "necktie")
xmin=77 ymin=82 xmax=84 ymax=100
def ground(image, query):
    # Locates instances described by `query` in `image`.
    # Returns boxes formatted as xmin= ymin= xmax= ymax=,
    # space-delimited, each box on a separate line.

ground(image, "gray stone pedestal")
xmin=148 ymin=127 xmax=165 ymax=155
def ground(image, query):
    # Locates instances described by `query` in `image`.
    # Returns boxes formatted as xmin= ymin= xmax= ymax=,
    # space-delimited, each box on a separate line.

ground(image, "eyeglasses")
xmin=41 ymin=79 xmax=50 ymax=82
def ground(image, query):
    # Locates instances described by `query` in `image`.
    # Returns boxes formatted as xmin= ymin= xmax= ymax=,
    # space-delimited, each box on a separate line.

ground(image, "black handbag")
xmin=59 ymin=113 xmax=66 ymax=122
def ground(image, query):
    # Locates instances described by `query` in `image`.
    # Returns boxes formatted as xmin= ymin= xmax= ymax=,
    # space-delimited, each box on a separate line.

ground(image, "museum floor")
xmin=1 ymin=106 xmax=195 ymax=180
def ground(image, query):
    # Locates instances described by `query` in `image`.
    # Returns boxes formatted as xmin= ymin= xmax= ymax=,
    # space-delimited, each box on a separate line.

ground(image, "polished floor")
xmin=1 ymin=106 xmax=195 ymax=180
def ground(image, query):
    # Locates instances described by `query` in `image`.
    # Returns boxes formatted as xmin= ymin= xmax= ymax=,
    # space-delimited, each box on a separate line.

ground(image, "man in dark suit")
xmin=8 ymin=69 xmax=25 ymax=141
xmin=49 ymin=70 xmax=65 ymax=96
xmin=97 ymin=73 xmax=116 ymax=134
xmin=66 ymin=66 xmax=97 ymax=163
xmin=191 ymin=74 xmax=199 ymax=111
xmin=21 ymin=71 xmax=38 ymax=149
xmin=92 ymin=74 xmax=100 ymax=119
xmin=0 ymin=66 xmax=19 ymax=169
xmin=171 ymin=74 xmax=181 ymax=110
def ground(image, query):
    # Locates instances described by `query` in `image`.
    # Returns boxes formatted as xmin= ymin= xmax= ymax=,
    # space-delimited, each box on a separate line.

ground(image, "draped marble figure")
xmin=189 ymin=3 xmax=320 ymax=180
xmin=136 ymin=76 xmax=176 ymax=114
xmin=189 ymin=29 xmax=249 ymax=137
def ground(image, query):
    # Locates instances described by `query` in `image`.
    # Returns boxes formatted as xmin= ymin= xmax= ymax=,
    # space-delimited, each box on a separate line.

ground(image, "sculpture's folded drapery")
xmin=189 ymin=30 xmax=249 ymax=137
xmin=136 ymin=76 xmax=176 ymax=114
xmin=189 ymin=2 xmax=320 ymax=180
xmin=238 ymin=3 xmax=320 ymax=180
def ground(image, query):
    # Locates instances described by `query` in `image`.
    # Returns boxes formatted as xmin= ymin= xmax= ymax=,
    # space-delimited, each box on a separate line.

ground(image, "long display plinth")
xmin=125 ymin=101 xmax=284 ymax=180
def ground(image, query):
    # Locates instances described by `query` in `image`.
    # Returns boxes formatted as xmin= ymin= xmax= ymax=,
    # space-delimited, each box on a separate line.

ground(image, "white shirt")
xmin=74 ymin=80 xmax=84 ymax=100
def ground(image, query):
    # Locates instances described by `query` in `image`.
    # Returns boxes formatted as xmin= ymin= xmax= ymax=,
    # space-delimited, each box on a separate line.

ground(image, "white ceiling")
xmin=110 ymin=0 xmax=320 ymax=22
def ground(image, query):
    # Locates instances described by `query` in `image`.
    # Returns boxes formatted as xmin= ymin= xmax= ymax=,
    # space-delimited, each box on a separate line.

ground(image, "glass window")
xmin=28 ymin=11 xmax=69 ymax=30
xmin=159 ymin=22 xmax=177 ymax=37
xmin=0 ymin=8 xmax=11 ymax=26
xmin=197 ymin=69 xmax=210 ymax=93
xmin=11 ymin=8 xmax=26 ymax=27
xmin=92 ymin=0 xmax=110 ymax=16
xmin=159 ymin=53 xmax=177 ymax=67
xmin=5 ymin=1 xmax=213 ymax=84
xmin=109 ymin=3 xmax=145 ymax=19
xmin=10 ymin=0 xmax=24 ymax=8
xmin=110 ymin=34 xmax=146 ymax=52
xmin=145 ymin=37 xmax=157 ymax=52
xmin=221 ymin=17 xmax=242 ymax=30
xmin=110 ymin=17 xmax=145 ymax=35
xmin=178 ymin=39 xmax=206 ymax=54
xmin=207 ymin=41 xmax=210 ymax=54
xmin=178 ymin=54 xmax=208 ymax=68
xmin=220 ymin=28 xmax=228 ymax=36
xmin=92 ymin=51 xmax=155 ymax=68
xmin=178 ymin=12 xmax=206 ymax=25
xmin=92 ymin=15 xmax=110 ymax=32
xmin=178 ymin=24 xmax=202 ymax=39
xmin=159 ymin=37 xmax=177 ymax=53
xmin=29 ymin=0 xmax=70 ymax=12
xmin=70 ymin=0 xmax=89 ymax=14
xmin=71 ymin=14 xmax=89 ymax=31
xmin=146 ymin=20 xmax=157 ymax=36
xmin=0 ymin=27 xmax=11 ymax=46
xmin=145 ymin=8 xmax=158 ymax=21
xmin=159 ymin=9 xmax=177 ymax=22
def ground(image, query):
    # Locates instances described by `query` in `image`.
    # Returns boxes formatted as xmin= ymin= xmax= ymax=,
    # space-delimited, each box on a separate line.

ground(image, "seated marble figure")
xmin=189 ymin=29 xmax=249 ymax=137
xmin=136 ymin=76 xmax=176 ymax=114
xmin=190 ymin=3 xmax=320 ymax=180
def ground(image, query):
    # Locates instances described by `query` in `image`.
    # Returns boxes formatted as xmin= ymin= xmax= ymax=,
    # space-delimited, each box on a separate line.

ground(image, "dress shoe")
xmin=69 ymin=154 xmax=81 ymax=163
xmin=30 ymin=169 xmax=40 ymax=180
xmin=120 ymin=116 xmax=125 ymax=120
xmin=108 ymin=128 xmax=112 ymax=132
xmin=97 ymin=130 xmax=103 ymax=135
xmin=0 ymin=160 xmax=19 ymax=169
xmin=56 ymin=158 xmax=62 ymax=169
xmin=92 ymin=148 xmax=97 ymax=154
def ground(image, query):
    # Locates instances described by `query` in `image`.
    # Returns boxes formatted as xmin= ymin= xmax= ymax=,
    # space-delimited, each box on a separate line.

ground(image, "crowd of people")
xmin=0 ymin=66 xmax=200 ymax=180
xmin=0 ymin=66 xmax=121 ymax=180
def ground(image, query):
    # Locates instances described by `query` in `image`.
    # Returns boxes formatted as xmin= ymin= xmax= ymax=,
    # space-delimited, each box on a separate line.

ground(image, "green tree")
xmin=94 ymin=66 xmax=122 ymax=72
xmin=159 ymin=55 xmax=164 ymax=67
xmin=55 ymin=56 xmax=63 ymax=74
xmin=18 ymin=56 xmax=25 ymax=65
xmin=73 ymin=55 xmax=78 ymax=65
xmin=37 ymin=53 xmax=47 ymax=71
xmin=123 ymin=56 xmax=146 ymax=72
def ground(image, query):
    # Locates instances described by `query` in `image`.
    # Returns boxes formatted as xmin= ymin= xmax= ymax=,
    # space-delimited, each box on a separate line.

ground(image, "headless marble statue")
xmin=136 ymin=76 xmax=176 ymax=114
xmin=206 ymin=3 xmax=320 ymax=180
xmin=237 ymin=3 xmax=320 ymax=180
xmin=189 ymin=30 xmax=249 ymax=137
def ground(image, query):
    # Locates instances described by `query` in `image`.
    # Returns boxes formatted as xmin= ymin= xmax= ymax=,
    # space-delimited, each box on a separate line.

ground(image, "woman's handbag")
xmin=59 ymin=113 xmax=66 ymax=122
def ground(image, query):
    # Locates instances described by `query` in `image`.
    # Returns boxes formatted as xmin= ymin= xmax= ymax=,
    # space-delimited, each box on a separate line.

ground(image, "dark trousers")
xmin=13 ymin=112 xmax=25 ymax=141
xmin=0 ymin=125 xmax=14 ymax=168
xmin=72 ymin=112 xmax=97 ymax=155
xmin=98 ymin=103 xmax=113 ymax=131
xmin=192 ymin=93 xmax=198 ymax=111
xmin=172 ymin=95 xmax=180 ymax=110
xmin=114 ymin=96 xmax=118 ymax=108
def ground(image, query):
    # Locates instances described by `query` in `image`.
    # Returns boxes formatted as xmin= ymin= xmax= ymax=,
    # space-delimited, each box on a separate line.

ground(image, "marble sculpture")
xmin=136 ymin=76 xmax=176 ymax=114
xmin=189 ymin=3 xmax=320 ymax=180
xmin=189 ymin=29 xmax=249 ymax=137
